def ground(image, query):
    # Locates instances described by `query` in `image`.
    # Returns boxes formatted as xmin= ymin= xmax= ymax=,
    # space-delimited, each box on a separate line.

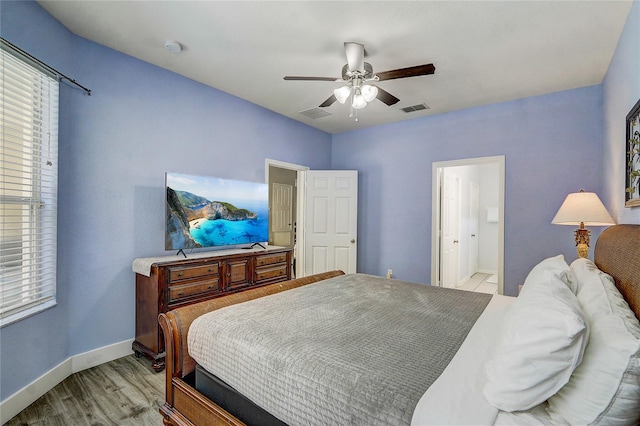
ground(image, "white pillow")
xmin=546 ymin=259 xmax=640 ymax=425
xmin=520 ymin=254 xmax=577 ymax=294
xmin=483 ymin=269 xmax=589 ymax=412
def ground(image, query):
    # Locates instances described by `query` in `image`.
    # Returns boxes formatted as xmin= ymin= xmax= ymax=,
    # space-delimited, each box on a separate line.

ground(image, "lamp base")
xmin=576 ymin=242 xmax=589 ymax=258
xmin=574 ymin=227 xmax=591 ymax=258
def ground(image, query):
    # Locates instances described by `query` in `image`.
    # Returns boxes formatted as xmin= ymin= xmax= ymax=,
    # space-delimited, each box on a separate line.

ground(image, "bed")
xmin=158 ymin=224 xmax=640 ymax=426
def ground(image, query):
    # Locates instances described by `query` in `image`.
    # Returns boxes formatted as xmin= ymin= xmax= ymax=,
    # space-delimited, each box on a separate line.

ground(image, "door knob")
xmin=453 ymin=240 xmax=459 ymax=244
xmin=351 ymin=239 xmax=356 ymax=244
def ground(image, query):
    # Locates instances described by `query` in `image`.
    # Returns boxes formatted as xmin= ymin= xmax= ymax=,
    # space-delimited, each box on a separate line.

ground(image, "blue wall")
xmin=1 ymin=0 xmax=75 ymax=404
xmin=603 ymin=0 xmax=640 ymax=224
xmin=0 ymin=0 xmax=332 ymax=401
xmin=333 ymin=87 xmax=604 ymax=291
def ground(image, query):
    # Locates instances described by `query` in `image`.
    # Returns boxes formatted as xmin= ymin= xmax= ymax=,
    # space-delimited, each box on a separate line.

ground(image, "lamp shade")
xmin=333 ymin=86 xmax=351 ymax=104
xmin=551 ymin=191 xmax=615 ymax=226
xmin=361 ymin=84 xmax=378 ymax=102
xmin=352 ymin=92 xmax=367 ymax=109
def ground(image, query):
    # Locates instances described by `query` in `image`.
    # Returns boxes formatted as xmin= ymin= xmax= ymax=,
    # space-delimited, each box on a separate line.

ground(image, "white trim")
xmin=0 ymin=299 xmax=57 ymax=328
xmin=297 ymin=170 xmax=307 ymax=277
xmin=432 ymin=166 xmax=443 ymax=287
xmin=458 ymin=274 xmax=471 ymax=286
xmin=1 ymin=339 xmax=134 ymax=423
xmin=264 ymin=158 xmax=309 ymax=182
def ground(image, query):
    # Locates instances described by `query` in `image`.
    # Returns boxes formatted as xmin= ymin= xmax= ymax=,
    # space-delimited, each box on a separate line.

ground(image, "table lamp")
xmin=551 ymin=190 xmax=615 ymax=258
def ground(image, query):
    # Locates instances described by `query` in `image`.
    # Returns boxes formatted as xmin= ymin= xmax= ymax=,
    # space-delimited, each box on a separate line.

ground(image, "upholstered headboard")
xmin=594 ymin=224 xmax=640 ymax=320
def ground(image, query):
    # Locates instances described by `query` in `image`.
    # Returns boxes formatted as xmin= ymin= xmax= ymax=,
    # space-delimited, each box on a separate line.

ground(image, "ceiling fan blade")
xmin=319 ymin=94 xmax=337 ymax=108
xmin=376 ymin=64 xmax=436 ymax=81
xmin=344 ymin=42 xmax=365 ymax=73
xmin=375 ymin=86 xmax=400 ymax=106
xmin=283 ymin=76 xmax=339 ymax=81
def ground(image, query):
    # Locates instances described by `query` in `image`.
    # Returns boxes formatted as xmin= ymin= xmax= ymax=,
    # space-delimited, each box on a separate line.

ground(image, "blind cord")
xmin=1 ymin=37 xmax=92 ymax=96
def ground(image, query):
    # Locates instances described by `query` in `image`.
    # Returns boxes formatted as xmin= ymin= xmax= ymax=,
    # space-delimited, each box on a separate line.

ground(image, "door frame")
xmin=469 ymin=181 xmax=480 ymax=277
xmin=431 ymin=155 xmax=505 ymax=294
xmin=265 ymin=159 xmax=309 ymax=275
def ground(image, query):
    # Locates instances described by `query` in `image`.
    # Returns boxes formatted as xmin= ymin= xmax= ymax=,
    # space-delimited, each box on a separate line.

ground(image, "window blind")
xmin=1 ymin=47 xmax=58 ymax=327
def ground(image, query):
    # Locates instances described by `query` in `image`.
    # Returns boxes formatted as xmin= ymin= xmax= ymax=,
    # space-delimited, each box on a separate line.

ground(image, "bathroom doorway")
xmin=431 ymin=156 xmax=505 ymax=295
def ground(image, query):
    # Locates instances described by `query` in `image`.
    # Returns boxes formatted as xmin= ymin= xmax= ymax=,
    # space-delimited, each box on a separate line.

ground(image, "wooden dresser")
xmin=133 ymin=247 xmax=292 ymax=371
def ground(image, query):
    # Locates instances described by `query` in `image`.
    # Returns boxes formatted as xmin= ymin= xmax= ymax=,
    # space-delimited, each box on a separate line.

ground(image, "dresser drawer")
xmin=255 ymin=264 xmax=289 ymax=283
xmin=168 ymin=279 xmax=221 ymax=302
xmin=168 ymin=263 xmax=219 ymax=283
xmin=255 ymin=252 xmax=288 ymax=267
xmin=134 ymin=247 xmax=292 ymax=372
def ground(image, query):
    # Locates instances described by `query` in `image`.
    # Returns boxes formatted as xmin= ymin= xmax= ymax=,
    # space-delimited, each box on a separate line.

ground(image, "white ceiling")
xmin=37 ymin=1 xmax=633 ymax=134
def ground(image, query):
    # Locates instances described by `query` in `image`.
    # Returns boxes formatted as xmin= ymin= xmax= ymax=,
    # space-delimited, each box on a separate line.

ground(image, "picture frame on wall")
xmin=626 ymin=98 xmax=640 ymax=208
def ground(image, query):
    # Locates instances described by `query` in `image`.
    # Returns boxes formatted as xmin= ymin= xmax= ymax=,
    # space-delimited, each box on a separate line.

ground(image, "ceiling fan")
xmin=284 ymin=42 xmax=435 ymax=116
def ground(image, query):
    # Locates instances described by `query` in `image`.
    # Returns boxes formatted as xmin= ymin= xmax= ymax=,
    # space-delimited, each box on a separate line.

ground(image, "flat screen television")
xmin=165 ymin=172 xmax=269 ymax=252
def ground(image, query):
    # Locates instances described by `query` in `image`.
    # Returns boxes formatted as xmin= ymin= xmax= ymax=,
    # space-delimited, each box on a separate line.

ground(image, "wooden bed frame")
xmin=158 ymin=225 xmax=640 ymax=426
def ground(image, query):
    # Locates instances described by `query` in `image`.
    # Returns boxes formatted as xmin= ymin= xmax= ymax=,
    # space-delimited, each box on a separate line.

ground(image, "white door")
xmin=302 ymin=170 xmax=358 ymax=275
xmin=469 ymin=182 xmax=479 ymax=276
xmin=271 ymin=183 xmax=293 ymax=247
xmin=441 ymin=171 xmax=460 ymax=288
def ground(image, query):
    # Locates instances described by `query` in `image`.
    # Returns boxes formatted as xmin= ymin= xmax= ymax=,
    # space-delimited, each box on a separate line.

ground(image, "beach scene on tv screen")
xmin=165 ymin=173 xmax=268 ymax=250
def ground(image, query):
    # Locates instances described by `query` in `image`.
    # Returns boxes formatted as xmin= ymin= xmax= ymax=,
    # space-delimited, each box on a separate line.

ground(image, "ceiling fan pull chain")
xmin=349 ymin=93 xmax=354 ymax=119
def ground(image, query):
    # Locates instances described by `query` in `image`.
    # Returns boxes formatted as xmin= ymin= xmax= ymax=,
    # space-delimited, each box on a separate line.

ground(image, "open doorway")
xmin=265 ymin=159 xmax=359 ymax=279
xmin=265 ymin=159 xmax=309 ymax=278
xmin=431 ymin=156 xmax=505 ymax=295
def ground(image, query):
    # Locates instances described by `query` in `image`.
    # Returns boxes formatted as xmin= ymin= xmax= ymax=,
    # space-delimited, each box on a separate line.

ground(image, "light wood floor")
xmin=5 ymin=355 xmax=165 ymax=426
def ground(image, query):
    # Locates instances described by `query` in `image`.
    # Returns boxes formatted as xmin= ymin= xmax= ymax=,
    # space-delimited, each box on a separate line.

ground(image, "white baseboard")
xmin=70 ymin=339 xmax=134 ymax=373
xmin=1 ymin=339 xmax=134 ymax=424
xmin=457 ymin=274 xmax=471 ymax=287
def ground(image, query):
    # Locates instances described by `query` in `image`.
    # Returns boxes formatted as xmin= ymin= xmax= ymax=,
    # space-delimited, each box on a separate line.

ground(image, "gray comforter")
xmin=188 ymin=273 xmax=492 ymax=426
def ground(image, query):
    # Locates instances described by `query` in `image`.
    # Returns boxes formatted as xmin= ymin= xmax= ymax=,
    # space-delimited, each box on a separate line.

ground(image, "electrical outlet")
xmin=386 ymin=269 xmax=393 ymax=279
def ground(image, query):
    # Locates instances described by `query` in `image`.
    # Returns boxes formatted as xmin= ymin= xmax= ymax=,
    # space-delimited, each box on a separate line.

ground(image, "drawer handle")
xmin=208 ymin=268 xmax=214 ymax=272
xmin=207 ymin=285 xmax=214 ymax=289
xmin=177 ymin=291 xmax=185 ymax=296
xmin=177 ymin=272 xmax=184 ymax=277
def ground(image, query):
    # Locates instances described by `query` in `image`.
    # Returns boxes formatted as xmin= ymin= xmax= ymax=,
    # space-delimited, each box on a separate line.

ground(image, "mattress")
xmin=188 ymin=273 xmax=492 ymax=425
xmin=411 ymin=294 xmax=514 ymax=425
xmin=194 ymin=364 xmax=287 ymax=425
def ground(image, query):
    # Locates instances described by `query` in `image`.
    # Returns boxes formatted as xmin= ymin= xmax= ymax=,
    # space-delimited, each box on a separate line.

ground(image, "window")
xmin=1 ymin=46 xmax=58 ymax=327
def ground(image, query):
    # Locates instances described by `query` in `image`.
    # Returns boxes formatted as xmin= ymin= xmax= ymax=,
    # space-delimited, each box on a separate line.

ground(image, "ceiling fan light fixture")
xmin=284 ymin=41 xmax=436 ymax=122
xmin=352 ymin=92 xmax=367 ymax=110
xmin=334 ymin=85 xmax=351 ymax=104
xmin=361 ymin=84 xmax=378 ymax=102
